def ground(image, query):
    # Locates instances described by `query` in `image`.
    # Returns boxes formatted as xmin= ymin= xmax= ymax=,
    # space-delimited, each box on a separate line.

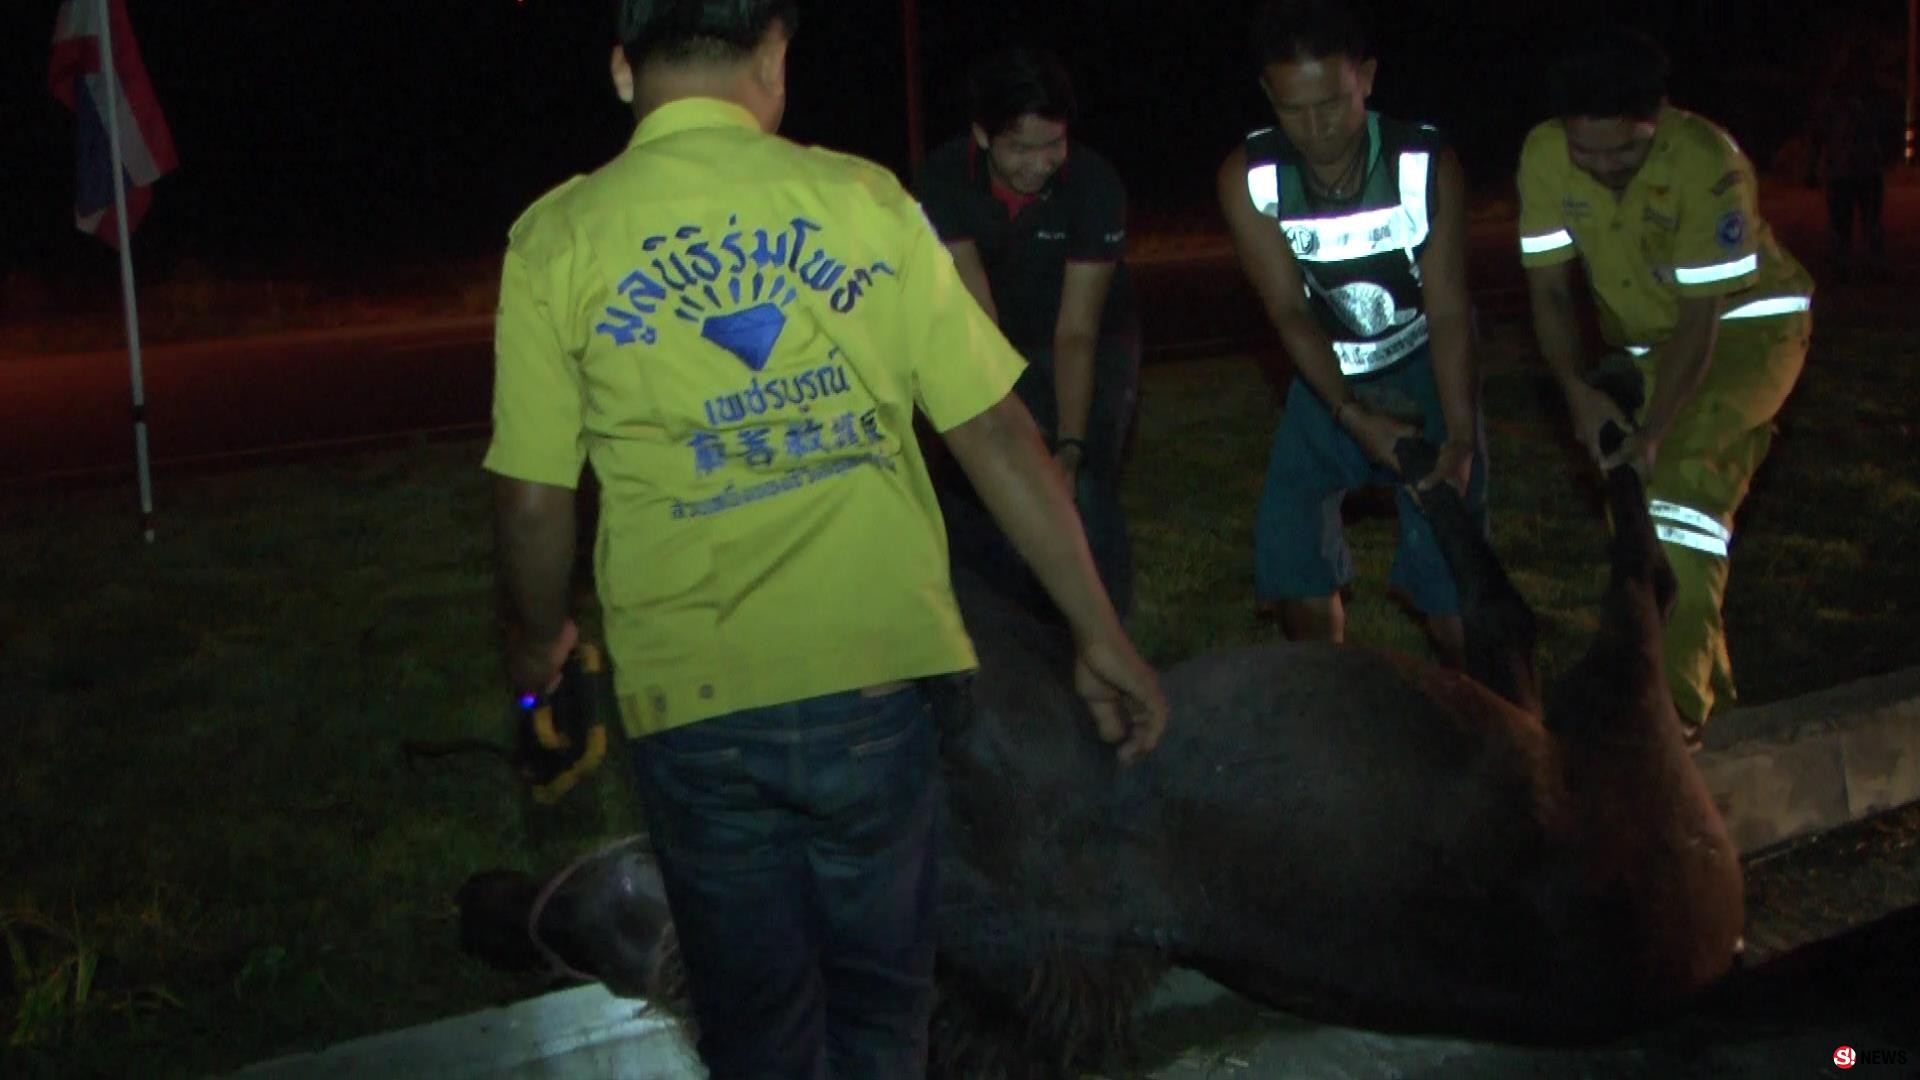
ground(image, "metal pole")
xmin=97 ymin=0 xmax=156 ymax=543
xmin=1906 ymin=0 xmax=1917 ymax=164
xmin=903 ymin=0 xmax=926 ymax=172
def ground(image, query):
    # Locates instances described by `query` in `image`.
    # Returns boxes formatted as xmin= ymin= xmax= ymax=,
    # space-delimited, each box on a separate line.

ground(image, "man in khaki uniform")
xmin=1518 ymin=26 xmax=1813 ymax=740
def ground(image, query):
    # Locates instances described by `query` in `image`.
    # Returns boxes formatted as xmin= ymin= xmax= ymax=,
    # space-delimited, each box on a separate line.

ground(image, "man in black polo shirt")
xmin=914 ymin=45 xmax=1140 ymax=620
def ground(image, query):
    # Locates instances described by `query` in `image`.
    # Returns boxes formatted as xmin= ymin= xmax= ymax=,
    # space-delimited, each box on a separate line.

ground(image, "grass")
xmin=3 ymin=283 xmax=1918 ymax=1077
xmin=0 ymin=445 xmax=634 ymax=1077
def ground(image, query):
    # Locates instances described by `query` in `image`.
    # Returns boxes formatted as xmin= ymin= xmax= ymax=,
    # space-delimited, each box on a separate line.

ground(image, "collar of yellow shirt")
xmin=1579 ymin=106 xmax=1682 ymax=203
xmin=628 ymin=96 xmax=760 ymax=151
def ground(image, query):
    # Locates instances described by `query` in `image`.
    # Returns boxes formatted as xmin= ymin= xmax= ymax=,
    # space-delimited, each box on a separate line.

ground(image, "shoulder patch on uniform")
xmin=1715 ymin=209 xmax=1746 ymax=251
xmin=1709 ymin=169 xmax=1743 ymax=197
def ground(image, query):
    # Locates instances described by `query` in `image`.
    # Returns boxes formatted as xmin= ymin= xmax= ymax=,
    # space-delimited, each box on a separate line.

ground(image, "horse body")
xmin=459 ymin=439 xmax=1744 ymax=1075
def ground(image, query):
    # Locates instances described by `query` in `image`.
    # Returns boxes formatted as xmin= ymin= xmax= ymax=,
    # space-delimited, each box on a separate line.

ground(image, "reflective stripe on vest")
xmin=1246 ymin=152 xmax=1432 ymax=263
xmin=1333 ymin=314 xmax=1429 ymax=376
xmin=1651 ymin=500 xmax=1732 ymax=559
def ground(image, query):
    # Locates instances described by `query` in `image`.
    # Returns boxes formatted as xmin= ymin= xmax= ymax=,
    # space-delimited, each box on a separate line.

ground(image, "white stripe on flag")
xmin=88 ymin=69 xmax=161 ymax=183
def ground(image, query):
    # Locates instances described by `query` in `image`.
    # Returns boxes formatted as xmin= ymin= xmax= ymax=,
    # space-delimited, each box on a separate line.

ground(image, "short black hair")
xmin=1545 ymin=24 xmax=1670 ymax=121
xmin=1253 ymin=0 xmax=1370 ymax=68
xmin=967 ymin=46 xmax=1076 ymax=138
xmin=614 ymin=0 xmax=798 ymax=69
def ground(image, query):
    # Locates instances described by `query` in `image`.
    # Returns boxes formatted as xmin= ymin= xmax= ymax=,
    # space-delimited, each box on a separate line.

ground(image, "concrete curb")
xmin=229 ymin=983 xmax=698 ymax=1079
xmin=1695 ymin=666 xmax=1920 ymax=854
xmin=227 ymin=667 xmax=1920 ymax=1079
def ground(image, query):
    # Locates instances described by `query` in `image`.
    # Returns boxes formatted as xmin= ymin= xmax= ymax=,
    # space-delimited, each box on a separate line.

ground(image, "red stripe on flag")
xmin=47 ymin=0 xmax=177 ymax=246
xmin=101 ymin=0 xmax=176 ymax=173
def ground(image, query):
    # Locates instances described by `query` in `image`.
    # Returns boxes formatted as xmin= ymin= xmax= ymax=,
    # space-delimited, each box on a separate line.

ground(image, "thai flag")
xmin=48 ymin=0 xmax=177 ymax=248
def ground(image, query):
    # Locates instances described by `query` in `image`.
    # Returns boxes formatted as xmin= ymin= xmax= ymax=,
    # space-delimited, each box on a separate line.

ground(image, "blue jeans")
xmin=1255 ymin=346 xmax=1489 ymax=616
xmin=626 ymin=685 xmax=939 ymax=1080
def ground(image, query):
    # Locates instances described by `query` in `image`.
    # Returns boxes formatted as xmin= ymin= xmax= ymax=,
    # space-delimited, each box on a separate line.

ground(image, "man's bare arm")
xmin=1415 ymin=149 xmax=1478 ymax=490
xmin=1609 ymin=292 xmax=1724 ymax=472
xmin=1640 ymin=293 xmax=1723 ymax=441
xmin=1524 ymin=259 xmax=1587 ymax=394
xmin=1526 ymin=260 xmax=1631 ymax=465
xmin=492 ymin=474 xmax=576 ymax=693
xmin=940 ymin=391 xmax=1167 ymax=762
xmin=1051 ymin=259 xmax=1116 ymax=470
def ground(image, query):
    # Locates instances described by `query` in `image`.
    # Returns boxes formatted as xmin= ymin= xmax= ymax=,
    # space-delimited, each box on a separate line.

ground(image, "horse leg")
xmin=1396 ymin=438 xmax=1542 ymax=716
xmin=1542 ymin=361 xmax=1679 ymax=737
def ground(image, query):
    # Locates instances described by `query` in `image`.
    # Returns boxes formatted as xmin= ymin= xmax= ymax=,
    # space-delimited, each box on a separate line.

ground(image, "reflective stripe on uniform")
xmin=1674 ymin=253 xmax=1759 ymax=285
xmin=1619 ymin=294 xmax=1811 ymax=356
xmin=1650 ymin=500 xmax=1732 ymax=544
xmin=1521 ymin=229 xmax=1575 ymax=255
xmin=1651 ymin=499 xmax=1732 ymax=559
xmin=1724 ymin=295 xmax=1811 ymax=320
xmin=1332 ymin=314 xmax=1429 ymax=376
xmin=1655 ymin=523 xmax=1730 ymax=559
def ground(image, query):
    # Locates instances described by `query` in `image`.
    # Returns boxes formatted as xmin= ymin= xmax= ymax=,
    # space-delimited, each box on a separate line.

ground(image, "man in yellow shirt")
xmin=483 ymin=3 xmax=1168 ymax=1076
xmin=1518 ymin=26 xmax=1814 ymax=741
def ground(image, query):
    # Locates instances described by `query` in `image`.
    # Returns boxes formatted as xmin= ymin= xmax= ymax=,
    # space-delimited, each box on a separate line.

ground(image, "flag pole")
xmin=903 ymin=0 xmax=925 ymax=173
xmin=96 ymin=0 xmax=156 ymax=543
xmin=1906 ymin=0 xmax=1917 ymax=165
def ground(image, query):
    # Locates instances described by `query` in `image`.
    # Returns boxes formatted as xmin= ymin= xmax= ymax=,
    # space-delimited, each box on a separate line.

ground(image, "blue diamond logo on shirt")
xmin=701 ymin=303 xmax=787 ymax=371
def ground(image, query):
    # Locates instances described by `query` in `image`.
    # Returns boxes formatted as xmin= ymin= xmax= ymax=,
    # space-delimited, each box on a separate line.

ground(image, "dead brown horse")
xmin=458 ymin=410 xmax=1744 ymax=1078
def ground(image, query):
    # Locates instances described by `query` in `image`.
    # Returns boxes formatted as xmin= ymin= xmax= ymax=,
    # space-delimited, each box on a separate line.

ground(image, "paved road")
xmin=0 ymin=226 xmax=1518 ymax=488
xmin=2 ymin=186 xmax=1896 ymax=488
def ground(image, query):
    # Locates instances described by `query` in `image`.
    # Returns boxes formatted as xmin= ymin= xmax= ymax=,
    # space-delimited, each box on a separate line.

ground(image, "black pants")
xmin=938 ymin=334 xmax=1140 ymax=623
xmin=1826 ymin=174 xmax=1885 ymax=267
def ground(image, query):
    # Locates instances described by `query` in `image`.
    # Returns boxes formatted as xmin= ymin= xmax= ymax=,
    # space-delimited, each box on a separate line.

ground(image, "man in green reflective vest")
xmin=1218 ymin=0 xmax=1485 ymax=669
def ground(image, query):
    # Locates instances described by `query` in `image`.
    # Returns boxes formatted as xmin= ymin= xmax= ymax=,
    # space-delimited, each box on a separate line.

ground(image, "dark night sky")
xmin=0 ymin=0 xmax=1904 ymax=281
